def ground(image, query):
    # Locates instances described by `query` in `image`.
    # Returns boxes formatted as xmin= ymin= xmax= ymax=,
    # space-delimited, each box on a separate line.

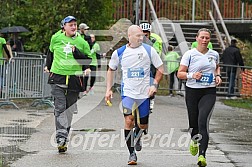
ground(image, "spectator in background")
xmin=139 ymin=22 xmax=162 ymax=112
xmin=83 ymin=34 xmax=100 ymax=95
xmin=7 ymin=33 xmax=24 ymax=52
xmin=164 ymin=45 xmax=183 ymax=97
xmin=0 ymin=36 xmax=11 ymax=60
xmin=0 ymin=36 xmax=11 ymax=97
xmin=140 ymin=22 xmax=163 ymax=56
xmin=222 ymin=39 xmax=244 ymax=99
xmin=78 ymin=23 xmax=92 ymax=48
xmin=54 ymin=19 xmax=65 ymax=36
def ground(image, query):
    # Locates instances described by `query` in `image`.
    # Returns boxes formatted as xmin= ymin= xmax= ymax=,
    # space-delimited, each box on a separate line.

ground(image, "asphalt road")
xmin=3 ymin=84 xmax=250 ymax=167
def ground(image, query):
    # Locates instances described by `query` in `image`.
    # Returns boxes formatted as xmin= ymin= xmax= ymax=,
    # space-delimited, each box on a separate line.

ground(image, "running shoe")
xmin=177 ymin=91 xmax=184 ymax=97
xmin=190 ymin=140 xmax=198 ymax=156
xmin=88 ymin=87 xmax=94 ymax=95
xmin=197 ymin=155 xmax=207 ymax=166
xmin=57 ymin=139 xmax=67 ymax=153
xmin=230 ymin=96 xmax=237 ymax=99
xmin=128 ymin=152 xmax=137 ymax=165
xmin=134 ymin=126 xmax=142 ymax=151
xmin=83 ymin=91 xmax=88 ymax=96
xmin=135 ymin=139 xmax=142 ymax=151
xmin=143 ymin=129 xmax=148 ymax=135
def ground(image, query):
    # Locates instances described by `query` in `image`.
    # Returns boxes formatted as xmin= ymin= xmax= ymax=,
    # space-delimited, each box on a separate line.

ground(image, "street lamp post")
xmin=142 ymin=0 xmax=146 ymax=21
xmin=135 ymin=0 xmax=140 ymax=25
xmin=192 ymin=0 xmax=195 ymax=23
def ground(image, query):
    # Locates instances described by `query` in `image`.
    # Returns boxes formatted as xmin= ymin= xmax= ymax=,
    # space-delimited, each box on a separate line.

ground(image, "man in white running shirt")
xmin=105 ymin=25 xmax=164 ymax=165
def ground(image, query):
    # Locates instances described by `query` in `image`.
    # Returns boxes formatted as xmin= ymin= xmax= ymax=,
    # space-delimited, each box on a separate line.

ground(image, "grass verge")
xmin=220 ymin=98 xmax=252 ymax=111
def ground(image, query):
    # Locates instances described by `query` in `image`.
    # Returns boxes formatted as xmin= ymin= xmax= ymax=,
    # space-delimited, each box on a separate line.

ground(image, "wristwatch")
xmin=216 ymin=74 xmax=222 ymax=79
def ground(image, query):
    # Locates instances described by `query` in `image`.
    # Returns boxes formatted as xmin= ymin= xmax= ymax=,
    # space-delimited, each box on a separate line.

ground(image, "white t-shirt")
xmin=180 ymin=48 xmax=219 ymax=88
xmin=109 ymin=44 xmax=163 ymax=99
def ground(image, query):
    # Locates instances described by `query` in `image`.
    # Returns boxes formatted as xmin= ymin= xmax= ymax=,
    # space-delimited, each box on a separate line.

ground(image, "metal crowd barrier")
xmin=159 ymin=61 xmax=252 ymax=97
xmin=13 ymin=52 xmax=45 ymax=58
xmin=0 ymin=56 xmax=53 ymax=109
xmin=219 ymin=64 xmax=252 ymax=97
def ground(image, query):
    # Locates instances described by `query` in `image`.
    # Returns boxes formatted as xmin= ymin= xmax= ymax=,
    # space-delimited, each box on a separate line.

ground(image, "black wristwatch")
xmin=216 ymin=74 xmax=222 ymax=79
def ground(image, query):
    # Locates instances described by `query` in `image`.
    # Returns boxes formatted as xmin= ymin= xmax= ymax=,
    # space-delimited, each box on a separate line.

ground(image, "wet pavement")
xmin=211 ymin=101 xmax=252 ymax=167
xmin=0 ymin=109 xmax=51 ymax=166
xmin=0 ymin=86 xmax=251 ymax=166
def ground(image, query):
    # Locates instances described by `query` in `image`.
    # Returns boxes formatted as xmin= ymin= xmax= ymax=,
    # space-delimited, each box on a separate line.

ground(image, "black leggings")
xmin=185 ymin=86 xmax=216 ymax=157
xmin=83 ymin=65 xmax=96 ymax=91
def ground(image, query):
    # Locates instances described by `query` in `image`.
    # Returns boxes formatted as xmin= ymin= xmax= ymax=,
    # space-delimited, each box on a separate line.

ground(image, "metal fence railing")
xmin=8 ymin=57 xmax=44 ymax=98
xmin=152 ymin=60 xmax=252 ymax=98
xmin=113 ymin=0 xmax=252 ymax=22
xmin=1 ymin=52 xmax=251 ymax=110
xmin=0 ymin=56 xmax=53 ymax=109
xmin=13 ymin=52 xmax=45 ymax=58
xmin=219 ymin=64 xmax=252 ymax=98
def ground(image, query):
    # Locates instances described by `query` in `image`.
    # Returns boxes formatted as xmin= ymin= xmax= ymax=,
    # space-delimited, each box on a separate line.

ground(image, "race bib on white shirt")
xmin=127 ymin=68 xmax=144 ymax=78
xmin=196 ymin=73 xmax=213 ymax=86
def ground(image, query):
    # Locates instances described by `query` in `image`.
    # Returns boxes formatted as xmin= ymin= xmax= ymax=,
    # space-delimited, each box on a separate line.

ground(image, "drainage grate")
xmin=12 ymin=119 xmax=32 ymax=123
xmin=0 ymin=126 xmax=36 ymax=135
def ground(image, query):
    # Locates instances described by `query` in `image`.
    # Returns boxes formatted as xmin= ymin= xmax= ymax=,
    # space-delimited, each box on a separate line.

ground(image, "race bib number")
xmin=196 ymin=73 xmax=213 ymax=85
xmin=127 ymin=68 xmax=144 ymax=78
